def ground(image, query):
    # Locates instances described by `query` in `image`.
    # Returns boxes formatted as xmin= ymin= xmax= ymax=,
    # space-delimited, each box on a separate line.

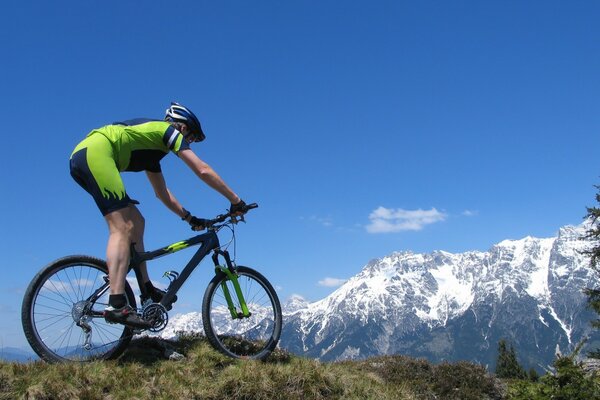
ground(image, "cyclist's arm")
xmin=177 ymin=149 xmax=241 ymax=204
xmin=145 ymin=171 xmax=188 ymax=218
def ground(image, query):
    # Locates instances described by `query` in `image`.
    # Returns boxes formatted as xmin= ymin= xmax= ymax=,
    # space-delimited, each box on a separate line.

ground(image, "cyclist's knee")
xmin=129 ymin=206 xmax=145 ymax=238
xmin=114 ymin=220 xmax=136 ymax=240
xmin=105 ymin=209 xmax=136 ymax=239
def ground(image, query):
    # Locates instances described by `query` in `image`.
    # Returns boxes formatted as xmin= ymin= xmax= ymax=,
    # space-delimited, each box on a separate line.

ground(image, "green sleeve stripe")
xmin=172 ymin=135 xmax=185 ymax=153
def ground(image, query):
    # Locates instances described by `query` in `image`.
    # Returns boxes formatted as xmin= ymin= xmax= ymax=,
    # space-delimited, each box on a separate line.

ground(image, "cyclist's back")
xmin=73 ymin=118 xmax=188 ymax=172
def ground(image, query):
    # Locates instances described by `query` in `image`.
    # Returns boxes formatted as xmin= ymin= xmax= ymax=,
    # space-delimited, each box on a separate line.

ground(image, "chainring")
xmin=141 ymin=303 xmax=169 ymax=333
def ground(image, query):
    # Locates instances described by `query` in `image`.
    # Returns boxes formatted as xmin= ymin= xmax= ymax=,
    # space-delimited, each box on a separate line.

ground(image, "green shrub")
xmin=507 ymin=354 xmax=600 ymax=400
xmin=538 ymin=355 xmax=600 ymax=400
xmin=433 ymin=361 xmax=501 ymax=400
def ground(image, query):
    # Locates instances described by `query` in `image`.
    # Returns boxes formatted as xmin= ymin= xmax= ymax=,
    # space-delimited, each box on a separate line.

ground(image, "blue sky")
xmin=1 ymin=1 xmax=599 ymax=349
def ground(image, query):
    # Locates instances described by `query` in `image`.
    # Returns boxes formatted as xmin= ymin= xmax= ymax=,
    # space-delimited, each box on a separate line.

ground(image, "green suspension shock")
xmin=215 ymin=266 xmax=250 ymax=318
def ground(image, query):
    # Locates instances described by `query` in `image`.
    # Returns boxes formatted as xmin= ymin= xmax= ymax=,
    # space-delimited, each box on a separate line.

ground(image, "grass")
xmin=0 ymin=335 xmax=505 ymax=400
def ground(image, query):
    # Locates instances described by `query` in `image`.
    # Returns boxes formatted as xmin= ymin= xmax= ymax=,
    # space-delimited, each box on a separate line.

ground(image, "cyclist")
xmin=70 ymin=102 xmax=247 ymax=328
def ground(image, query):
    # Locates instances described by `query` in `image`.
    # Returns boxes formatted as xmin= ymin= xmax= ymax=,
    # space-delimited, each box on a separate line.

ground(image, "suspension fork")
xmin=212 ymin=250 xmax=251 ymax=319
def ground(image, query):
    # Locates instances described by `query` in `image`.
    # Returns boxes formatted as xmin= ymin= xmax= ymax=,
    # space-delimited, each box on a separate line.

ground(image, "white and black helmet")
xmin=165 ymin=102 xmax=205 ymax=142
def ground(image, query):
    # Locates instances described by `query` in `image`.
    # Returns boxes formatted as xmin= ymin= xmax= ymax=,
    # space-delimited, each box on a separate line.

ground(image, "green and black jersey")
xmin=72 ymin=118 xmax=190 ymax=171
xmin=70 ymin=119 xmax=189 ymax=215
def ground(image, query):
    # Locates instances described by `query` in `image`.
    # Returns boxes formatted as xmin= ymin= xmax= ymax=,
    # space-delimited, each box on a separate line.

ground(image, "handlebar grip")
xmin=205 ymin=203 xmax=258 ymax=228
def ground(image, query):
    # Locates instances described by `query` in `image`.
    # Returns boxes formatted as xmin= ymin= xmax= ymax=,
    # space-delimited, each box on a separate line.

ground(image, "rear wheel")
xmin=202 ymin=266 xmax=282 ymax=360
xmin=21 ymin=255 xmax=136 ymax=362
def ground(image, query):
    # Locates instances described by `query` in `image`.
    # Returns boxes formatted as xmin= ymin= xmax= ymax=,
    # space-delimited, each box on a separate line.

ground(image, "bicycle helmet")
xmin=165 ymin=102 xmax=206 ymax=142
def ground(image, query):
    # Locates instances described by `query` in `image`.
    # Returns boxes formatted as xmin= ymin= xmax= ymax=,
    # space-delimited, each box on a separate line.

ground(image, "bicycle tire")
xmin=202 ymin=266 xmax=282 ymax=360
xmin=21 ymin=255 xmax=136 ymax=362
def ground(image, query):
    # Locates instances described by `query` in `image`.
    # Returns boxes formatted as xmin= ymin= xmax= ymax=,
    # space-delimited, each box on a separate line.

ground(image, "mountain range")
xmin=0 ymin=347 xmax=37 ymax=363
xmin=163 ymin=222 xmax=600 ymax=371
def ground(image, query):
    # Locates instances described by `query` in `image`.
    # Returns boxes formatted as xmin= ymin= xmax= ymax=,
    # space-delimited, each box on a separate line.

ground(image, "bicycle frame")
xmin=22 ymin=203 xmax=275 ymax=362
xmin=127 ymin=228 xmax=250 ymax=318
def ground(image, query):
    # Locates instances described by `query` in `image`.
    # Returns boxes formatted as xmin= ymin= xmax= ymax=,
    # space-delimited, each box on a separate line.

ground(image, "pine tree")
xmin=528 ymin=367 xmax=540 ymax=382
xmin=495 ymin=339 xmax=527 ymax=379
xmin=583 ymin=185 xmax=600 ymax=357
xmin=495 ymin=339 xmax=509 ymax=377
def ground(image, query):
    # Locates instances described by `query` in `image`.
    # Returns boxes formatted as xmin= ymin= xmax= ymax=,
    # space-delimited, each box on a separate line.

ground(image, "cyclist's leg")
xmin=128 ymin=205 xmax=173 ymax=305
xmin=70 ymin=137 xmax=151 ymax=328
xmin=127 ymin=205 xmax=151 ymax=283
xmin=104 ymin=207 xmax=136 ymax=295
xmin=70 ymin=134 xmax=140 ymax=295
xmin=103 ymin=207 xmax=153 ymax=328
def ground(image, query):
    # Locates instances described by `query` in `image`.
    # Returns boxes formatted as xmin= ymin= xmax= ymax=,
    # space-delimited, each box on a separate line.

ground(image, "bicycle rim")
xmin=203 ymin=266 xmax=282 ymax=360
xmin=23 ymin=256 xmax=134 ymax=362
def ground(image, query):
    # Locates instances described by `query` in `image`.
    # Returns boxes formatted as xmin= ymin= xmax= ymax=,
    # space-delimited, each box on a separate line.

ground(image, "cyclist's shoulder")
xmin=112 ymin=118 xmax=170 ymax=131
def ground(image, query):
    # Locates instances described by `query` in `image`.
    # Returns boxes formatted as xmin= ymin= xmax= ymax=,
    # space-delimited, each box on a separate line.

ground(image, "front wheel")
xmin=202 ymin=266 xmax=282 ymax=360
xmin=21 ymin=255 xmax=137 ymax=362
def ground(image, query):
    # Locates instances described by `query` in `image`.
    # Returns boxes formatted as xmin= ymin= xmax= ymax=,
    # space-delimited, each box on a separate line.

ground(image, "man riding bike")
xmin=70 ymin=102 xmax=246 ymax=329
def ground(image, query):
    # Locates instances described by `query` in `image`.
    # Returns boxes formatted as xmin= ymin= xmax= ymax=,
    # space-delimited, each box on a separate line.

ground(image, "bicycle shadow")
xmin=118 ymin=335 xmax=292 ymax=366
xmin=118 ymin=336 xmax=186 ymax=365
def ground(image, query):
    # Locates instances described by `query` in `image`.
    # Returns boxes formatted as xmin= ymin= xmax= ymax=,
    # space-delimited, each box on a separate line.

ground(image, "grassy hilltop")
xmin=0 ymin=335 xmax=506 ymax=400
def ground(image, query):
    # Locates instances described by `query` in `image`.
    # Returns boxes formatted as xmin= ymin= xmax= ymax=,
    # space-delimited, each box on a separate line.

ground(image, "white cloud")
xmin=318 ymin=277 xmax=347 ymax=287
xmin=366 ymin=206 xmax=447 ymax=233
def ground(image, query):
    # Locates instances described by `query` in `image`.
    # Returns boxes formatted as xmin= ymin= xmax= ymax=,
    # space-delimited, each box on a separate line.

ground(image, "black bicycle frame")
xmin=128 ymin=229 xmax=228 ymax=309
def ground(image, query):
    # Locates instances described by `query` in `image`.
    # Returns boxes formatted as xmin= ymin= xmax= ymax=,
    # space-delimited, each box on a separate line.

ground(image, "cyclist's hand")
xmin=189 ymin=216 xmax=209 ymax=231
xmin=229 ymin=199 xmax=247 ymax=216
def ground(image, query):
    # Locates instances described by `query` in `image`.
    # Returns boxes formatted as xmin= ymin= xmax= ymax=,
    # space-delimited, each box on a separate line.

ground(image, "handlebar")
xmin=206 ymin=203 xmax=258 ymax=228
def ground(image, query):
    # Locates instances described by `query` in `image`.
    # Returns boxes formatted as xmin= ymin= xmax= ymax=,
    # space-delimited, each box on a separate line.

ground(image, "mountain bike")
xmin=21 ymin=203 xmax=282 ymax=362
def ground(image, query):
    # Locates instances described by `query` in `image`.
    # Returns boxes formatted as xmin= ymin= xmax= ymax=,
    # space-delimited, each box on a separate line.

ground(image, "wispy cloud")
xmin=462 ymin=209 xmax=478 ymax=217
xmin=302 ymin=215 xmax=333 ymax=227
xmin=366 ymin=206 xmax=447 ymax=233
xmin=318 ymin=277 xmax=347 ymax=287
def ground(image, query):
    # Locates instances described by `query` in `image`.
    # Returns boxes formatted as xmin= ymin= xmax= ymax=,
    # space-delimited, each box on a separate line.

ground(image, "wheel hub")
xmin=71 ymin=300 xmax=88 ymax=322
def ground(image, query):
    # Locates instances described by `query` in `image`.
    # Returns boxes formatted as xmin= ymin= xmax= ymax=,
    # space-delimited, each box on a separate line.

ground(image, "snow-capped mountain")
xmin=161 ymin=222 xmax=600 ymax=370
xmin=283 ymin=294 xmax=311 ymax=315
xmin=280 ymin=223 xmax=600 ymax=369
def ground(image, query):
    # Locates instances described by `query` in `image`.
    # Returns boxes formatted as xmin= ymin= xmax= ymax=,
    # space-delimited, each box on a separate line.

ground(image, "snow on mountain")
xmin=159 ymin=312 xmax=203 ymax=339
xmin=159 ymin=300 xmax=280 ymax=343
xmin=283 ymin=294 xmax=310 ymax=315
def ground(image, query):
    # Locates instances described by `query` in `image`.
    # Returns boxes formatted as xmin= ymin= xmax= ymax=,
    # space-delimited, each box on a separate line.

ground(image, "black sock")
xmin=109 ymin=294 xmax=127 ymax=308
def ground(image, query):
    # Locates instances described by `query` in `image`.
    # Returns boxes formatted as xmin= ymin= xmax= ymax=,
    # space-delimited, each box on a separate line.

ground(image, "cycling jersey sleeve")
xmin=162 ymin=125 xmax=190 ymax=154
